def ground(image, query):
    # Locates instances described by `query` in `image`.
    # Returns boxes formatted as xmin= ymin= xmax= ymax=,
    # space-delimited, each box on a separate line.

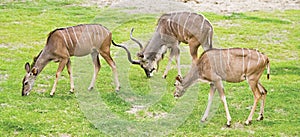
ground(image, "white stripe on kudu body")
xmin=182 ymin=12 xmax=192 ymax=38
xmin=189 ymin=14 xmax=197 ymax=33
xmin=96 ymin=26 xmax=102 ymax=44
xmin=247 ymin=48 xmax=251 ymax=72
xmin=22 ymin=24 xmax=120 ymax=97
xmin=219 ymin=49 xmax=224 ymax=74
xmin=200 ymin=16 xmax=206 ymax=31
xmin=171 ymin=12 xmax=178 ymax=31
xmin=261 ymin=52 xmax=266 ymax=63
xmin=242 ymin=48 xmax=245 ymax=71
xmin=227 ymin=48 xmax=232 ymax=73
xmin=104 ymin=27 xmax=109 ymax=36
xmin=256 ymin=49 xmax=261 ymax=65
xmin=85 ymin=25 xmax=93 ymax=46
xmin=213 ymin=52 xmax=219 ymax=74
xmin=174 ymin=48 xmax=270 ymax=127
xmin=65 ymin=29 xmax=74 ymax=48
xmin=208 ymin=27 xmax=212 ymax=47
xmin=177 ymin=13 xmax=183 ymax=38
xmin=59 ymin=30 xmax=69 ymax=49
xmin=72 ymin=27 xmax=80 ymax=48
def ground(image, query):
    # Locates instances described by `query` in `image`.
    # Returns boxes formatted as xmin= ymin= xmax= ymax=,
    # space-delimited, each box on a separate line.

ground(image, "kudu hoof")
xmin=257 ymin=117 xmax=264 ymax=121
xmin=200 ymin=118 xmax=207 ymax=123
xmin=115 ymin=87 xmax=120 ymax=93
xmin=257 ymin=115 xmax=264 ymax=121
xmin=69 ymin=89 xmax=74 ymax=94
xmin=162 ymin=75 xmax=167 ymax=79
xmin=50 ymin=93 xmax=55 ymax=97
xmin=244 ymin=120 xmax=252 ymax=126
xmin=226 ymin=121 xmax=231 ymax=127
xmin=88 ymin=87 xmax=94 ymax=91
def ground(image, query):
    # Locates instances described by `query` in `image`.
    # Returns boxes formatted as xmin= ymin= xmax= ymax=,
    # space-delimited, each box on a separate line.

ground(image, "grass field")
xmin=0 ymin=1 xmax=299 ymax=136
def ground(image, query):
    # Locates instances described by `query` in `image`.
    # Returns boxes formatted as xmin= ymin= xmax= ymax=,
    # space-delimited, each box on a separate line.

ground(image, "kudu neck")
xmin=181 ymin=64 xmax=200 ymax=90
xmin=143 ymin=33 xmax=164 ymax=55
xmin=32 ymin=50 xmax=50 ymax=75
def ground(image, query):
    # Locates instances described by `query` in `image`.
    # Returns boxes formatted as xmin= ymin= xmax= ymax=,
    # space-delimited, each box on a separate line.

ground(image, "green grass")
xmin=0 ymin=1 xmax=299 ymax=136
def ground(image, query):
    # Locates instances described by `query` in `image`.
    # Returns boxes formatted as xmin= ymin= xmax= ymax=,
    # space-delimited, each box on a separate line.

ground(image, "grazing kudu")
xmin=113 ymin=12 xmax=213 ymax=78
xmin=22 ymin=24 xmax=120 ymax=96
xmin=174 ymin=48 xmax=270 ymax=127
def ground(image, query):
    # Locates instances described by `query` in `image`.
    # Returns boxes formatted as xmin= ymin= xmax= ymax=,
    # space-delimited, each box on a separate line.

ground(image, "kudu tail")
xmin=267 ymin=59 xmax=270 ymax=80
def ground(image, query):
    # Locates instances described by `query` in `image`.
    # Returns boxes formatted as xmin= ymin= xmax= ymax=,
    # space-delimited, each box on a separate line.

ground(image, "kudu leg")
xmin=245 ymin=80 xmax=261 ymax=125
xmin=88 ymin=52 xmax=101 ymax=91
xmin=257 ymin=82 xmax=267 ymax=121
xmin=215 ymin=80 xmax=232 ymax=127
xmin=162 ymin=45 xmax=181 ymax=78
xmin=162 ymin=55 xmax=173 ymax=79
xmin=162 ymin=49 xmax=177 ymax=79
xmin=175 ymin=48 xmax=181 ymax=77
xmin=201 ymin=83 xmax=216 ymax=122
xmin=100 ymin=51 xmax=120 ymax=92
xmin=66 ymin=59 xmax=74 ymax=93
xmin=50 ymin=59 xmax=68 ymax=96
xmin=188 ymin=38 xmax=200 ymax=63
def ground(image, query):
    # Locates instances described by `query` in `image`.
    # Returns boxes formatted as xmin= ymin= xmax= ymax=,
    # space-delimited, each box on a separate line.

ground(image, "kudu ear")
xmin=31 ymin=67 xmax=38 ymax=76
xmin=137 ymin=52 xmax=144 ymax=58
xmin=25 ymin=62 xmax=31 ymax=73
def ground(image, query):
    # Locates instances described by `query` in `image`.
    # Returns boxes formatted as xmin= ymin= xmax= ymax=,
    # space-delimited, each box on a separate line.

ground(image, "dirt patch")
xmin=126 ymin=105 xmax=168 ymax=119
xmin=0 ymin=43 xmax=9 ymax=48
xmin=126 ymin=105 xmax=146 ymax=114
xmin=182 ymin=0 xmax=300 ymax=14
xmin=82 ymin=0 xmax=300 ymax=14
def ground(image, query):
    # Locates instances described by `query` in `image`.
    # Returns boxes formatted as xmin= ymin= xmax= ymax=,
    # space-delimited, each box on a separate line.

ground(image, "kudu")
xmin=174 ymin=48 xmax=270 ymax=127
xmin=22 ymin=24 xmax=120 ymax=96
xmin=113 ymin=12 xmax=213 ymax=78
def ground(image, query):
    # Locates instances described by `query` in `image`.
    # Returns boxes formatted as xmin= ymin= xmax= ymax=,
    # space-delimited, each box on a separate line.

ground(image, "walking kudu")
xmin=22 ymin=24 xmax=120 ymax=96
xmin=113 ymin=12 xmax=213 ymax=78
xmin=174 ymin=48 xmax=270 ymax=127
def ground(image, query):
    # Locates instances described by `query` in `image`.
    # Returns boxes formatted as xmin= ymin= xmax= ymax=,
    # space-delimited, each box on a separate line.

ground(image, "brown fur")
xmin=22 ymin=24 xmax=120 ymax=96
xmin=174 ymin=48 xmax=270 ymax=126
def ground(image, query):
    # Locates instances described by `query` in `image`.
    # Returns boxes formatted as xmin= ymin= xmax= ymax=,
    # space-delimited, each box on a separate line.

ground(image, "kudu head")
xmin=22 ymin=62 xmax=38 ymax=96
xmin=173 ymin=75 xmax=185 ymax=98
xmin=113 ymin=28 xmax=165 ymax=78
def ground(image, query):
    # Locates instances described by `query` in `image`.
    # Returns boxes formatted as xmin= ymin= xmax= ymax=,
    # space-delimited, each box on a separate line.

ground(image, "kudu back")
xmin=22 ymin=24 xmax=120 ymax=96
xmin=113 ymin=12 xmax=213 ymax=78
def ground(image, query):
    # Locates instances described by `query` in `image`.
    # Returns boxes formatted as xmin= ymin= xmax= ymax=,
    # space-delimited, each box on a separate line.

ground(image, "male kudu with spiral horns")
xmin=113 ymin=12 xmax=213 ymax=78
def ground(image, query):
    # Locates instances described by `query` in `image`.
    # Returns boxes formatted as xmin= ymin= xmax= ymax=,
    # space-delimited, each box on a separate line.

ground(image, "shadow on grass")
xmin=224 ymin=13 xmax=291 ymax=24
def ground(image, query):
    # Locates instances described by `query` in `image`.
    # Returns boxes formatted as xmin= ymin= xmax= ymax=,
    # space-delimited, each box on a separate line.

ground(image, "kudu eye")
xmin=24 ymin=82 xmax=28 ymax=85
